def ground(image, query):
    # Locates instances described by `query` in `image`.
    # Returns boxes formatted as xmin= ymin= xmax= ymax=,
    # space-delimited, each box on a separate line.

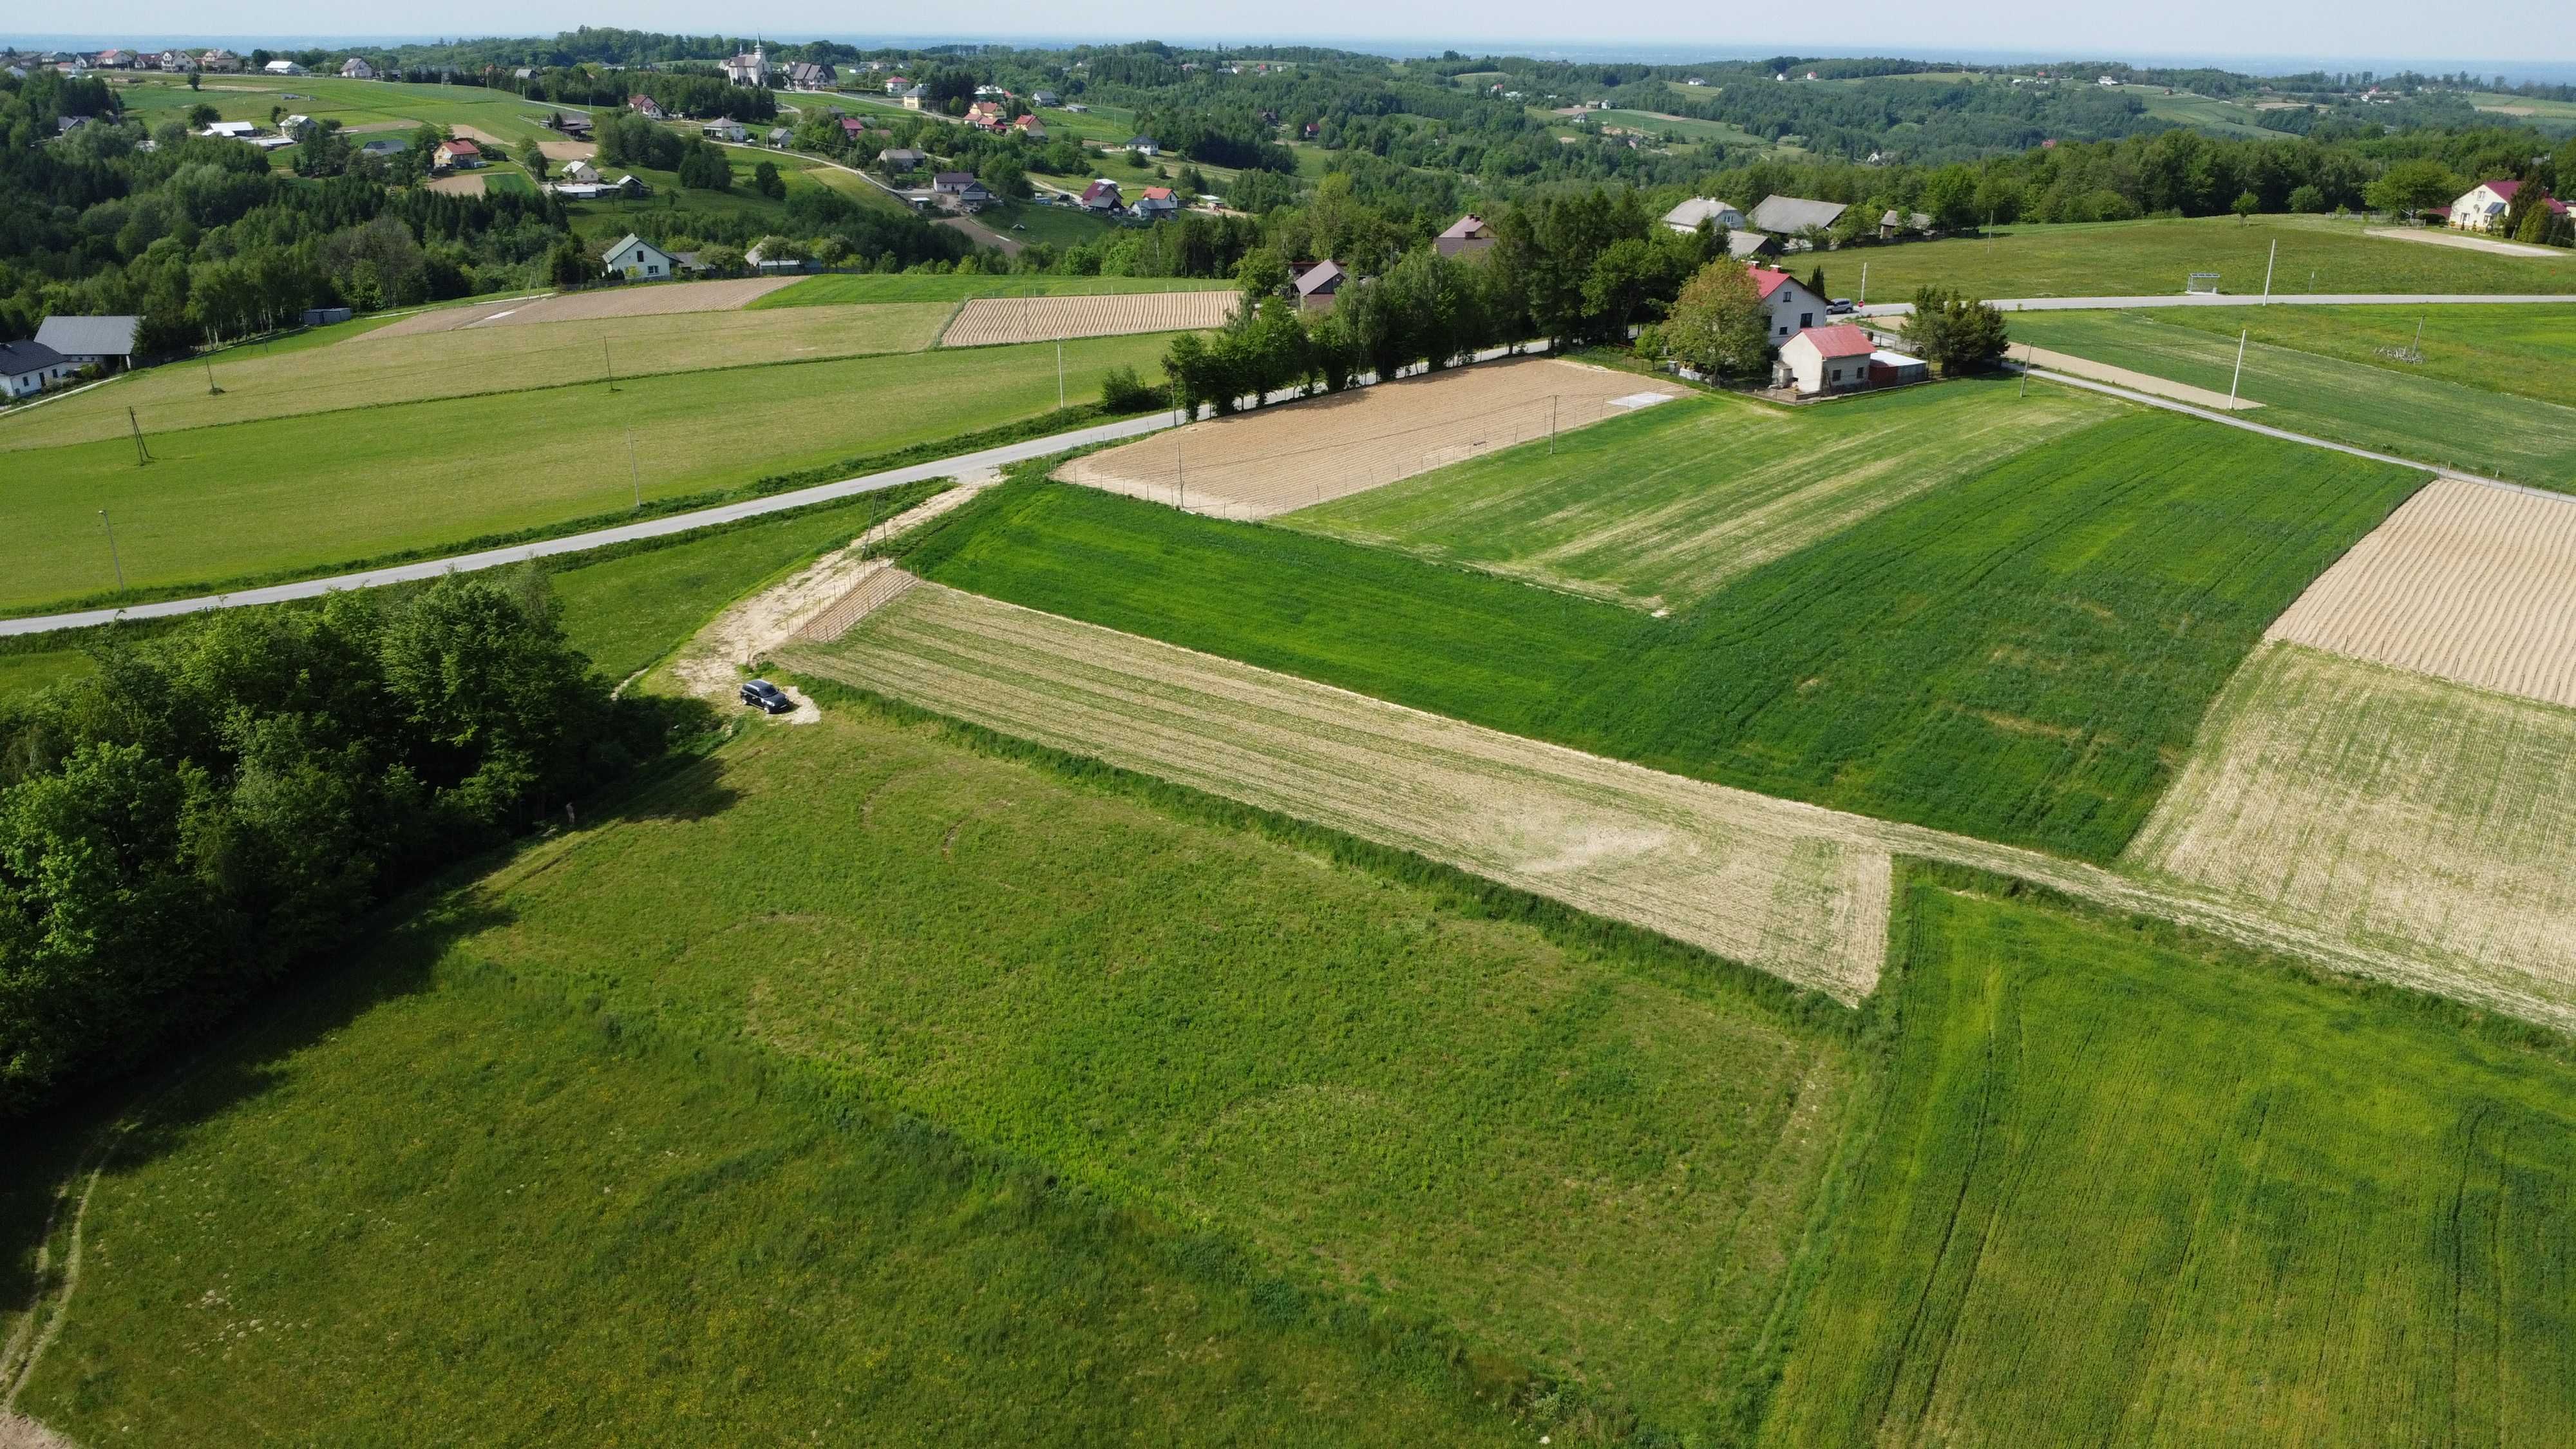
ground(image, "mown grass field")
xmin=0 ymin=334 xmax=1169 ymax=614
xmin=1291 ymin=381 xmax=2119 ymax=609
xmin=2090 ymin=301 xmax=2576 ymax=408
xmin=2008 ymin=308 xmax=2576 ymax=486
xmin=0 ymin=303 xmax=953 ymax=450
xmin=1762 ymin=864 xmax=2576 ymax=1445
xmin=13 ymin=701 xmax=1860 ymax=1442
xmin=117 ymin=73 xmax=580 ymax=148
xmin=918 ymin=408 xmax=2424 ymax=860
xmin=755 ymin=272 xmax=1236 ymax=307
xmin=1833 ymin=214 xmax=2575 ymax=302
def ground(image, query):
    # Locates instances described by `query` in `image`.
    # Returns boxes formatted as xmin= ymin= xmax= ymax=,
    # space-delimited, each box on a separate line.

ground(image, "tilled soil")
xmin=941 ymin=291 xmax=1238 ymax=347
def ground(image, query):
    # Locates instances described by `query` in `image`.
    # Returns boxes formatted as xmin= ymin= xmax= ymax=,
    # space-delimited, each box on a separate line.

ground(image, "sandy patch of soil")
xmin=2267 ymin=477 xmax=2576 ymax=708
xmin=1057 ymin=357 xmax=1687 ymax=519
xmin=0 ymin=1416 xmax=77 ymax=1448
xmin=422 ymin=173 xmax=486 ymax=197
xmin=536 ymin=138 xmax=597 ymax=162
xmin=942 ymin=291 xmax=1238 ymax=347
xmin=670 ymin=482 xmax=993 ymax=723
xmin=2021 ymin=344 xmax=2262 ymax=411
xmin=793 ymin=585 xmax=2576 ymax=1026
xmin=2129 ymin=641 xmax=2576 ymax=1011
xmin=2363 ymin=227 xmax=2569 ymax=260
xmin=365 ymin=278 xmax=804 ymax=337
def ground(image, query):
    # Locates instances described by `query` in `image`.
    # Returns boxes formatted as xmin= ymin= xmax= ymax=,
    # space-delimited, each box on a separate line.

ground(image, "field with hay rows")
xmin=1291 ymin=379 xmax=2116 ymax=610
xmin=914 ymin=409 xmax=2423 ymax=859
xmin=941 ymin=290 xmax=1239 ymax=346
xmin=753 ymin=272 xmax=1238 ymax=307
xmin=1763 ymin=864 xmax=2576 ymax=1445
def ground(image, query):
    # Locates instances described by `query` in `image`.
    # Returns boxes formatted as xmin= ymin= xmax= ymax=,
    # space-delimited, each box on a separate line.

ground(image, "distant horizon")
xmin=6 ymin=32 xmax=2573 ymax=87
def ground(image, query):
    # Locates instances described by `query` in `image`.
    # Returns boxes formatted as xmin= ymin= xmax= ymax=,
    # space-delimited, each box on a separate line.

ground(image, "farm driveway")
xmin=2365 ymin=228 xmax=2567 ymax=260
xmin=937 ymin=216 xmax=1023 ymax=256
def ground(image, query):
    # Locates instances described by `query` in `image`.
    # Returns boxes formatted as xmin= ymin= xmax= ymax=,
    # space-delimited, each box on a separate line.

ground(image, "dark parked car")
xmin=1826 ymin=298 xmax=1857 ymax=315
xmin=740 ymin=679 xmax=793 ymax=714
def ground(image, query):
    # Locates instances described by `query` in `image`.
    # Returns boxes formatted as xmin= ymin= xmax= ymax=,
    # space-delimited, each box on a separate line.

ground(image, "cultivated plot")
xmin=793 ymin=582 xmax=1895 ymax=999
xmin=1293 ymin=380 xmax=2119 ymax=610
xmin=940 ymin=290 xmax=1240 ymax=346
xmin=0 ymin=303 xmax=954 ymax=451
xmin=2006 ymin=309 xmax=2576 ymax=486
xmin=368 ymin=276 xmax=806 ymax=337
xmin=1057 ymin=357 xmax=1684 ymax=518
xmin=2128 ymin=643 xmax=2576 ymax=1010
xmin=2266 ymin=477 xmax=2576 ymax=707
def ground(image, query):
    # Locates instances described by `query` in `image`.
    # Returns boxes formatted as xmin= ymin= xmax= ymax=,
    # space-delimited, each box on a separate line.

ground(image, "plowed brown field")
xmin=1056 ymin=357 xmax=1687 ymax=519
xmin=2266 ymin=477 xmax=2576 ymax=708
xmin=940 ymin=290 xmax=1238 ymax=346
xmin=367 ymin=276 xmax=805 ymax=338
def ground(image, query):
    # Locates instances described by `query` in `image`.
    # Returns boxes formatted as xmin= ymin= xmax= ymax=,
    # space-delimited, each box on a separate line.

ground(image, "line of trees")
xmin=0 ymin=576 xmax=672 ymax=1119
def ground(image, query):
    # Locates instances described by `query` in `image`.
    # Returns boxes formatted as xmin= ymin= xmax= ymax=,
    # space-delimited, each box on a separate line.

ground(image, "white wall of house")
xmin=2450 ymin=184 xmax=2512 ymax=231
xmin=1757 ymin=276 xmax=1828 ymax=343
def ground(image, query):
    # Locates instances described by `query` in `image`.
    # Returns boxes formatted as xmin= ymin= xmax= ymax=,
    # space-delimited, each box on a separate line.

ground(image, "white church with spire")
xmin=721 ymin=41 xmax=771 ymax=88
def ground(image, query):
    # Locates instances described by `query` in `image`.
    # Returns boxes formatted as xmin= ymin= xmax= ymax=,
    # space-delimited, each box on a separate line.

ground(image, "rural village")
xmin=3 ymin=15 xmax=2576 ymax=1447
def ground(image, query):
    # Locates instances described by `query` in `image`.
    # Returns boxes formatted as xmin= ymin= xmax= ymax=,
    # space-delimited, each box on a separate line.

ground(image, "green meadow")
xmin=1824 ymin=214 xmax=2575 ymax=303
xmin=10 ymin=701 xmax=1858 ymax=1442
xmin=2010 ymin=308 xmax=2576 ymax=486
xmin=0 ymin=333 xmax=1169 ymax=614
xmin=913 ymin=405 xmax=2423 ymax=859
xmin=2076 ymin=300 xmax=2576 ymax=407
xmin=754 ymin=272 xmax=1237 ymax=307
xmin=1762 ymin=865 xmax=2576 ymax=1444
xmin=118 ymin=73 xmax=582 ymax=148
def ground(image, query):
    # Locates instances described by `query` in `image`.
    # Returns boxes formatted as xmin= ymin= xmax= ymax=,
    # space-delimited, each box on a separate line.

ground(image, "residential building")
xmin=1080 ymin=178 xmax=1122 ymax=213
xmin=884 ymin=76 xmax=909 ymax=94
xmin=1292 ymin=259 xmax=1345 ymax=312
xmin=198 ymin=50 xmax=240 ymax=72
xmin=34 ymin=315 xmax=142 ymax=370
xmin=933 ymin=171 xmax=996 ymax=208
xmin=784 ymin=61 xmax=835 ymax=90
xmin=1132 ymin=185 xmax=1180 ymax=220
xmin=0 ymin=340 xmax=77 ymax=398
xmin=1031 ymin=90 xmax=1059 ymax=107
xmin=1435 ymin=214 xmax=1495 ymax=258
xmin=203 ymin=120 xmax=256 ymax=138
xmin=359 ymin=138 xmax=406 ymax=157
xmin=879 ymin=147 xmax=928 ymax=171
xmin=1012 ymin=115 xmax=1046 ymax=140
xmin=93 ymin=49 xmax=131 ymax=68
xmin=900 ymin=86 xmax=928 ymax=110
xmin=340 ymin=56 xmax=375 ymax=79
xmin=967 ymin=100 xmax=1005 ymax=130
xmin=1725 ymin=231 xmax=1781 ymax=260
xmin=744 ymin=242 xmax=811 ymax=274
xmin=1776 ymin=326 xmax=1877 ymax=393
xmin=1126 ymin=135 xmax=1159 ymax=156
xmin=1747 ymin=194 xmax=1849 ymax=242
xmin=1661 ymin=197 xmax=1746 ymax=234
xmin=263 ymin=59 xmax=305 ymax=76
xmin=433 ymin=139 xmax=482 ymax=170
xmin=600 ymin=234 xmax=677 ymax=280
xmin=1747 ymin=266 xmax=1828 ymax=343
xmin=561 ymin=158 xmax=601 ymax=184
xmin=1879 ymin=208 xmax=1937 ymax=240
xmin=628 ymin=95 xmax=665 ymax=120
xmin=701 ymin=120 xmax=747 ymax=143
xmin=767 ymin=127 xmax=793 ymax=147
xmin=2450 ymin=179 xmax=2567 ymax=232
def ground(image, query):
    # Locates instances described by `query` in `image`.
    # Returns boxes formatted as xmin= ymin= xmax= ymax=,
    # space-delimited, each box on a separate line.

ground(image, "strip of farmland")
xmin=940 ymin=290 xmax=1239 ymax=346
xmin=1056 ymin=356 xmax=1683 ymax=519
xmin=2265 ymin=477 xmax=2576 ymax=708
xmin=366 ymin=276 xmax=806 ymax=337
xmin=791 ymin=582 xmax=2576 ymax=1025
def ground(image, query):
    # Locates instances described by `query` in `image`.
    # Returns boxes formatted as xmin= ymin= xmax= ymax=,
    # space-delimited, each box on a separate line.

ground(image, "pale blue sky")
xmin=35 ymin=0 xmax=2575 ymax=70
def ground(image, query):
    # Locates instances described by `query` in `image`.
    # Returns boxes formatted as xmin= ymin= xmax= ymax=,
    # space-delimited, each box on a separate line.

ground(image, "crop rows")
xmin=939 ymin=290 xmax=1239 ymax=346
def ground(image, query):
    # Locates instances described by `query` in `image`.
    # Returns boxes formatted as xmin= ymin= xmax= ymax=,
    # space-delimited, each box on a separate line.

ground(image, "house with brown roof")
xmin=1081 ymin=178 xmax=1123 ymax=213
xmin=1435 ymin=214 xmax=1495 ymax=258
xmin=433 ymin=138 xmax=482 ymax=171
xmin=1292 ymin=259 xmax=1346 ymax=311
xmin=628 ymin=95 xmax=665 ymax=120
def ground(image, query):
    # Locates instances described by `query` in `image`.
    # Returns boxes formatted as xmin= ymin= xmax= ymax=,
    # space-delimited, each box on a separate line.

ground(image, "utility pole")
xmin=127 ymin=408 xmax=151 ymax=465
xmin=2228 ymin=328 xmax=2249 ymax=408
xmin=99 ymin=509 xmax=125 ymax=590
xmin=1859 ymin=261 xmax=1868 ymax=308
xmin=2262 ymin=239 xmax=2277 ymax=299
xmin=627 ymin=430 xmax=643 ymax=507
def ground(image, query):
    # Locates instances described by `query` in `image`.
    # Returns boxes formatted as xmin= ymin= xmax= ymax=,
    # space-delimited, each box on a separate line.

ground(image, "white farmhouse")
xmin=601 ymin=234 xmax=678 ymax=281
xmin=1661 ymin=197 xmax=1746 ymax=234
xmin=2450 ymin=179 xmax=2566 ymax=232
xmin=1748 ymin=266 xmax=1830 ymax=344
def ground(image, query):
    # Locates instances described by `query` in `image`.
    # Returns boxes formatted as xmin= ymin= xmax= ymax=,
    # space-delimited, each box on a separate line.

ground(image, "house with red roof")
xmin=627 ymin=95 xmax=665 ymax=120
xmin=1748 ymin=265 xmax=1828 ymax=343
xmin=433 ymin=138 xmax=483 ymax=171
xmin=1132 ymin=185 xmax=1180 ymax=220
xmin=967 ymin=100 xmax=1006 ymax=130
xmin=2450 ymin=179 xmax=2567 ymax=233
xmin=1776 ymin=325 xmax=1928 ymax=395
xmin=1080 ymin=178 xmax=1123 ymax=213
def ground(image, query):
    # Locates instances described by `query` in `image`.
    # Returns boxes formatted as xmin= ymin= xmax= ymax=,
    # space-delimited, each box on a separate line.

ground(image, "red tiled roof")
xmin=1794 ymin=325 xmax=1875 ymax=358
xmin=1141 ymin=186 xmax=1174 ymax=200
xmin=1748 ymin=266 xmax=1799 ymax=299
xmin=440 ymin=138 xmax=479 ymax=155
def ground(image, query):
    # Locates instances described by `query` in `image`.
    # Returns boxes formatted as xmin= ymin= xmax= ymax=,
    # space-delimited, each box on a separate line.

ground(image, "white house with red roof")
xmin=1748 ymin=265 xmax=1828 ymax=344
xmin=1776 ymin=325 xmax=1929 ymax=395
xmin=1132 ymin=185 xmax=1180 ymax=220
xmin=433 ymin=138 xmax=483 ymax=171
xmin=2450 ymin=179 xmax=2566 ymax=233
xmin=1081 ymin=178 xmax=1123 ymax=213
xmin=628 ymin=95 xmax=665 ymax=120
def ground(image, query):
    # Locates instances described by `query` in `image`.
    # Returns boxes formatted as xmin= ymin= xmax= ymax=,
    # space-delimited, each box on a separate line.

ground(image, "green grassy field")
xmin=1762 ymin=864 xmax=2576 ymax=1444
xmin=1587 ymin=108 xmax=1769 ymax=147
xmin=0 ymin=303 xmax=953 ymax=451
xmin=0 ymin=334 xmax=1170 ymax=614
xmin=915 ymin=404 xmax=2425 ymax=860
xmin=976 ymin=198 xmax=1122 ymax=247
xmin=117 ymin=73 xmax=582 ymax=147
xmin=2009 ymin=308 xmax=2576 ymax=486
xmin=755 ymin=272 xmax=1235 ymax=307
xmin=2467 ymin=91 xmax=2576 ymax=123
xmin=1291 ymin=381 xmax=2120 ymax=609
xmin=1838 ymin=214 xmax=2575 ymax=302
xmin=2082 ymin=301 xmax=2576 ymax=408
xmin=12 ymin=701 xmax=1859 ymax=1441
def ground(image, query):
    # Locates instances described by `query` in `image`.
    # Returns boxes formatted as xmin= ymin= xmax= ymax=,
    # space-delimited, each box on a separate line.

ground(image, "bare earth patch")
xmin=2268 ymin=476 xmax=2576 ymax=708
xmin=2022 ymin=344 xmax=2262 ymax=410
xmin=0 ymin=1415 xmax=76 ymax=1449
xmin=1057 ymin=357 xmax=1686 ymax=519
xmin=792 ymin=585 xmax=2576 ymax=1025
xmin=366 ymin=277 xmax=805 ymax=339
xmin=422 ymin=173 xmax=485 ymax=198
xmin=941 ymin=291 xmax=1239 ymax=347
xmin=2128 ymin=642 xmax=2576 ymax=1012
xmin=2364 ymin=227 xmax=2570 ymax=260
xmin=536 ymin=138 xmax=598 ymax=162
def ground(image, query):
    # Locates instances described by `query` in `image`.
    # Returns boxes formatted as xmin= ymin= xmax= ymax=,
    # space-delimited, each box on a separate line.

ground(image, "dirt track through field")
xmin=2020 ymin=344 xmax=2262 ymax=410
xmin=791 ymin=584 xmax=2576 ymax=1023
xmin=2365 ymin=227 xmax=2570 ymax=260
xmin=941 ymin=291 xmax=1239 ymax=346
xmin=366 ymin=277 xmax=804 ymax=338
xmin=1056 ymin=357 xmax=1687 ymax=519
xmin=2267 ymin=477 xmax=2576 ymax=708
xmin=2130 ymin=642 xmax=2576 ymax=1009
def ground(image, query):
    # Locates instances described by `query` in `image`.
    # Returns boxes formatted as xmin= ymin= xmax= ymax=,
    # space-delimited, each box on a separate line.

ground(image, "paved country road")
xmin=0 ymin=412 xmax=1185 ymax=638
